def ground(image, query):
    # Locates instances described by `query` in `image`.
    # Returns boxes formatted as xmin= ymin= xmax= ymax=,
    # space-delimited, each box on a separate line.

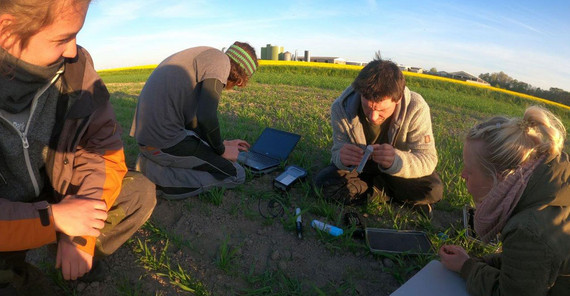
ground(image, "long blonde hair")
xmin=466 ymin=105 xmax=566 ymax=183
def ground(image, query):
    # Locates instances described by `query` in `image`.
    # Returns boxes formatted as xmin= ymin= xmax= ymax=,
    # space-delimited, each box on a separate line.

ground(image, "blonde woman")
xmin=440 ymin=106 xmax=570 ymax=295
xmin=0 ymin=0 xmax=155 ymax=291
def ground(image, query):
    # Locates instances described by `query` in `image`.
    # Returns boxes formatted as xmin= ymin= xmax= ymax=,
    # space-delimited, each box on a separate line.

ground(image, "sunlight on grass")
xmin=104 ymin=63 xmax=569 ymax=294
xmin=132 ymin=239 xmax=210 ymax=295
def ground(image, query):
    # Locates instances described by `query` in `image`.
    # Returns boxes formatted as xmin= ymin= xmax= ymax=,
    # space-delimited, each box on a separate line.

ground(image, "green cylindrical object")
xmin=270 ymin=46 xmax=280 ymax=61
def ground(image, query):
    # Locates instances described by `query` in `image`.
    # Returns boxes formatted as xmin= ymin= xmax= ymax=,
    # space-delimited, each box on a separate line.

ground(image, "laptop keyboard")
xmin=246 ymin=152 xmax=277 ymax=165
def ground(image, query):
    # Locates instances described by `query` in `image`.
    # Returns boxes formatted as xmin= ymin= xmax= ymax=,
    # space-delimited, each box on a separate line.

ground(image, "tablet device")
xmin=366 ymin=228 xmax=434 ymax=254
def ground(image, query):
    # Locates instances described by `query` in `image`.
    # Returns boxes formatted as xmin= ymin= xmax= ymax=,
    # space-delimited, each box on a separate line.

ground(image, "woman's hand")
xmin=439 ymin=245 xmax=470 ymax=273
xmin=51 ymin=197 xmax=108 ymax=237
xmin=56 ymin=237 xmax=94 ymax=280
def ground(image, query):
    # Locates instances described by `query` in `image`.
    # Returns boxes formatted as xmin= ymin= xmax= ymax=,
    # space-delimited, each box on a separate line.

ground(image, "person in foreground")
xmin=314 ymin=58 xmax=443 ymax=215
xmin=132 ymin=42 xmax=258 ymax=200
xmin=0 ymin=0 xmax=156 ymax=293
xmin=439 ymin=106 xmax=570 ymax=295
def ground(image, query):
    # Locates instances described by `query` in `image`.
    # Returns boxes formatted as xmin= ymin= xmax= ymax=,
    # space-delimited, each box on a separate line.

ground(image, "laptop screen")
xmin=250 ymin=128 xmax=301 ymax=161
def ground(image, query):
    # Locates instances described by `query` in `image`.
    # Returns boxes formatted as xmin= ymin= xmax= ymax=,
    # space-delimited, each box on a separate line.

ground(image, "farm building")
xmin=436 ymin=71 xmax=449 ymax=77
xmin=346 ymin=61 xmax=368 ymax=66
xmin=260 ymin=44 xmax=284 ymax=60
xmin=398 ymin=65 xmax=409 ymax=71
xmin=297 ymin=56 xmax=346 ymax=64
xmin=449 ymin=71 xmax=489 ymax=85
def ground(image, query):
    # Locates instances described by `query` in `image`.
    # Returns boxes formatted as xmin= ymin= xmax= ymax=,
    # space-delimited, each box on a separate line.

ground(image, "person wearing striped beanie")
xmin=132 ymin=41 xmax=258 ymax=200
xmin=225 ymin=41 xmax=258 ymax=88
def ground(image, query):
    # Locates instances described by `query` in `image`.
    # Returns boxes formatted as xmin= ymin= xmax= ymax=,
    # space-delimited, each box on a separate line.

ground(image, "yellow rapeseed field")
xmin=258 ymin=60 xmax=364 ymax=70
xmin=403 ymin=71 xmax=570 ymax=111
xmin=98 ymin=65 xmax=158 ymax=72
xmin=100 ymin=60 xmax=570 ymax=111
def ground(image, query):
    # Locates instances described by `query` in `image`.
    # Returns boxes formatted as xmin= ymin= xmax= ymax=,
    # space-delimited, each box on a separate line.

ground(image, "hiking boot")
xmin=324 ymin=182 xmax=367 ymax=205
xmin=0 ymin=262 xmax=57 ymax=296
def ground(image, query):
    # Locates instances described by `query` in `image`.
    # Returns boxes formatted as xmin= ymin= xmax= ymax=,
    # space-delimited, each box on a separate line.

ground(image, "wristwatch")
xmin=35 ymin=201 xmax=51 ymax=227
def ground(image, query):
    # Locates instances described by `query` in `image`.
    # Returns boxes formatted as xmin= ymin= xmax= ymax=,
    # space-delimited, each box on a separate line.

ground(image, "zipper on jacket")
xmin=0 ymin=71 xmax=62 ymax=197
xmin=0 ymin=171 xmax=7 ymax=185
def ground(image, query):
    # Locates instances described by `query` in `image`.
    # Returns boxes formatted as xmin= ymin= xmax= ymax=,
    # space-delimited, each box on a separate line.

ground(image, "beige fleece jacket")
xmin=330 ymin=85 xmax=437 ymax=178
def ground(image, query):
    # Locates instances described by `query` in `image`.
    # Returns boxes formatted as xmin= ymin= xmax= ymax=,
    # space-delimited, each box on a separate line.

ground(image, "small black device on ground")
xmin=273 ymin=165 xmax=307 ymax=191
xmin=344 ymin=212 xmax=365 ymax=239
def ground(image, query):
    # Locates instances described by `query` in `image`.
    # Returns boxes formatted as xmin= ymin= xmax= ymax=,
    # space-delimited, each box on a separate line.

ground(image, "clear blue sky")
xmin=80 ymin=0 xmax=570 ymax=91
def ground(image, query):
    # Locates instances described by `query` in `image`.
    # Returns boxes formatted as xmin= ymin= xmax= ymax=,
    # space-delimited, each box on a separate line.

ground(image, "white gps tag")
xmin=356 ymin=145 xmax=374 ymax=174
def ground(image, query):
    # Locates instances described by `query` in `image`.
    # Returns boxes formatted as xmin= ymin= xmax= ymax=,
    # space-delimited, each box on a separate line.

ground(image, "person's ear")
xmin=236 ymin=78 xmax=244 ymax=87
xmin=0 ymin=14 xmax=16 ymax=47
xmin=224 ymin=80 xmax=235 ymax=90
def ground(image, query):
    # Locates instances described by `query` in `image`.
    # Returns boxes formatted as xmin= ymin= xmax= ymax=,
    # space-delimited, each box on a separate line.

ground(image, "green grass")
xmin=241 ymin=266 xmax=363 ymax=296
xmin=199 ymin=186 xmax=226 ymax=206
xmin=143 ymin=221 xmax=194 ymax=251
xmin=215 ymin=235 xmax=242 ymax=273
xmin=132 ymin=238 xmax=210 ymax=295
xmin=103 ymin=63 xmax=570 ymax=294
xmin=115 ymin=275 xmax=148 ymax=296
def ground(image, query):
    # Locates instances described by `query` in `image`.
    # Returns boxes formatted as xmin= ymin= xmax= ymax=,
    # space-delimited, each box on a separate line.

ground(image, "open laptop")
xmin=237 ymin=128 xmax=301 ymax=173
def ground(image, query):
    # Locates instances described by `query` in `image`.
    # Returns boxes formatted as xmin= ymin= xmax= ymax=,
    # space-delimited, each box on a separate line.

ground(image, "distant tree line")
xmin=479 ymin=72 xmax=570 ymax=106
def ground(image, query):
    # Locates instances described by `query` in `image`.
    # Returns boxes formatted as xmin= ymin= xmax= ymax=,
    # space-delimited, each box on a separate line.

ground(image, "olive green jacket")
xmin=461 ymin=153 xmax=570 ymax=295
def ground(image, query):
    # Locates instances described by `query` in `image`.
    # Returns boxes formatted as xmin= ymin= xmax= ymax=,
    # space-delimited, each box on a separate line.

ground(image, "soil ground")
xmin=28 ymin=171 xmax=463 ymax=296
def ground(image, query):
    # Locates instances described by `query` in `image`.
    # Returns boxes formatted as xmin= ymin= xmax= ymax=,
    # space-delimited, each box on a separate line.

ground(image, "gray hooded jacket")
xmin=330 ymin=85 xmax=437 ymax=178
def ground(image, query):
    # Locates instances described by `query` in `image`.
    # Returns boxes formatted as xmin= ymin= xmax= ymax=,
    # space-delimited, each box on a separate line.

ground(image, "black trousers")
xmin=161 ymin=135 xmax=237 ymax=179
xmin=314 ymin=162 xmax=443 ymax=205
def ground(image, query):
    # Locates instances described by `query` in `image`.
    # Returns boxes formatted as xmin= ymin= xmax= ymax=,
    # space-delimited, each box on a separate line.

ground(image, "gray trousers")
xmin=136 ymin=131 xmax=245 ymax=199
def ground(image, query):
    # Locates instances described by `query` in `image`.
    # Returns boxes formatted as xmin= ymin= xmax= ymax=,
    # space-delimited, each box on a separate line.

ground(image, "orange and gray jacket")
xmin=0 ymin=46 xmax=127 ymax=256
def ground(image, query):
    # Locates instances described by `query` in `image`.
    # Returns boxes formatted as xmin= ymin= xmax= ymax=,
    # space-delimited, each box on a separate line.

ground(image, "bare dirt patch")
xmin=28 ymin=170 xmax=464 ymax=296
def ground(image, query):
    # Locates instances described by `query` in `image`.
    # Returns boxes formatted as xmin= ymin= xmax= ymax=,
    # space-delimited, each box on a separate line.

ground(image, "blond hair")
xmin=0 ymin=0 xmax=91 ymax=50
xmin=466 ymin=105 xmax=566 ymax=182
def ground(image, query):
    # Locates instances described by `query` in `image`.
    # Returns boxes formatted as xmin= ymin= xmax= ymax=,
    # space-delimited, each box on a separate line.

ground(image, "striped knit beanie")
xmin=225 ymin=43 xmax=257 ymax=76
